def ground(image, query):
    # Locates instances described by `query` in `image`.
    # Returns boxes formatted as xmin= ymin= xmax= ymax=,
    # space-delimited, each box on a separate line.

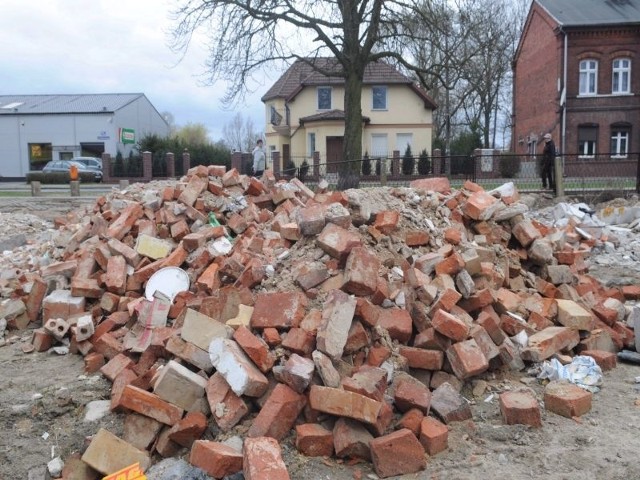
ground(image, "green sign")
xmin=119 ymin=128 xmax=136 ymax=144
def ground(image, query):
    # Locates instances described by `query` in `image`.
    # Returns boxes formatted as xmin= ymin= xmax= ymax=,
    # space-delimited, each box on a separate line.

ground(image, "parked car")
xmin=42 ymin=160 xmax=103 ymax=182
xmin=71 ymin=156 xmax=102 ymax=171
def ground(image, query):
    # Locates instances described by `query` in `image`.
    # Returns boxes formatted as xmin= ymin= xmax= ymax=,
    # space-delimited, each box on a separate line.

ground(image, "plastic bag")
xmin=537 ymin=355 xmax=603 ymax=393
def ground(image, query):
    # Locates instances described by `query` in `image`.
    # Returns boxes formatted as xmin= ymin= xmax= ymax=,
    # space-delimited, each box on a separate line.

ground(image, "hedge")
xmin=25 ymin=171 xmax=99 ymax=184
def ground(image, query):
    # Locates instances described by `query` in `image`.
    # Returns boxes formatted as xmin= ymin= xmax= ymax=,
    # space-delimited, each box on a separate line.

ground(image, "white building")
xmin=0 ymin=93 xmax=169 ymax=178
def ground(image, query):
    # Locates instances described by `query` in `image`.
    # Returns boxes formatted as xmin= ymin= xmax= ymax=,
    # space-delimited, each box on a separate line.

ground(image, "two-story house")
xmin=261 ymin=58 xmax=436 ymax=172
xmin=512 ymin=0 xmax=640 ymax=158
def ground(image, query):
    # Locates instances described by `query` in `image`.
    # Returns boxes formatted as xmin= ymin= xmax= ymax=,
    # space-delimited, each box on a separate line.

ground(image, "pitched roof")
xmin=0 ymin=93 xmax=145 ymax=115
xmin=537 ymin=0 xmax=640 ymax=26
xmin=262 ymin=58 xmax=436 ymax=108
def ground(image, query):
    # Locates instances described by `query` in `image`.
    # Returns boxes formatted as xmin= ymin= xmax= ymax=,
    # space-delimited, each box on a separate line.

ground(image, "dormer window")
xmin=317 ymin=87 xmax=332 ymax=110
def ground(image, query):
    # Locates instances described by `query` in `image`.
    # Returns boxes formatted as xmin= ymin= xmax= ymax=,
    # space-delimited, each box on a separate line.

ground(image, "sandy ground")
xmin=1 ymin=196 xmax=640 ymax=480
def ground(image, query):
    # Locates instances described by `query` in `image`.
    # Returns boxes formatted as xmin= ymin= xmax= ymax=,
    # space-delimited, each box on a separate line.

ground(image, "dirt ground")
xmin=1 ymin=196 xmax=640 ymax=480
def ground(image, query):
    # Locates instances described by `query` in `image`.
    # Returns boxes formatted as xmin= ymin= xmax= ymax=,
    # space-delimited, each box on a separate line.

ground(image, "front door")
xmin=326 ymin=136 xmax=343 ymax=173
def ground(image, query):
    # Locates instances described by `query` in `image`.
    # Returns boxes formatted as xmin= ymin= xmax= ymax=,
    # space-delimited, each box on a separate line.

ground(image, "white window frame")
xmin=317 ymin=87 xmax=332 ymax=110
xmin=372 ymin=86 xmax=387 ymax=110
xmin=371 ymin=133 xmax=388 ymax=158
xmin=527 ymin=140 xmax=537 ymax=158
xmin=611 ymin=130 xmax=629 ymax=158
xmin=612 ymin=58 xmax=631 ymax=94
xmin=307 ymin=132 xmax=316 ymax=157
xmin=579 ymin=59 xmax=598 ymax=96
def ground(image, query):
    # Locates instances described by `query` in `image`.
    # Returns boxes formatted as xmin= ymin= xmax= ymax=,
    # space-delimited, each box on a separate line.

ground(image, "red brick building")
xmin=513 ymin=0 xmax=640 ymax=157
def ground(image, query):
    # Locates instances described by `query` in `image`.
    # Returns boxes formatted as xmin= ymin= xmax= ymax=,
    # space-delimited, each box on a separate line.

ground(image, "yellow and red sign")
xmin=102 ymin=462 xmax=146 ymax=480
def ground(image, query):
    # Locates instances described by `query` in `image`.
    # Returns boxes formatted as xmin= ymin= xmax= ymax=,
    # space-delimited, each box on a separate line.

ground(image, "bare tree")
xmin=222 ymin=113 xmax=261 ymax=152
xmin=169 ymin=0 xmax=449 ymax=177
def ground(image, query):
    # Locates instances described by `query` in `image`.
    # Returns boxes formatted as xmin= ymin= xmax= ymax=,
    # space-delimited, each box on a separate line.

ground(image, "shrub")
xmin=26 ymin=171 xmax=97 ymax=184
xmin=298 ymin=159 xmax=309 ymax=182
xmin=418 ymin=149 xmax=431 ymax=175
xmin=362 ymin=152 xmax=372 ymax=176
xmin=402 ymin=145 xmax=415 ymax=175
xmin=499 ymin=154 xmax=522 ymax=178
xmin=283 ymin=158 xmax=296 ymax=176
xmin=114 ymin=151 xmax=124 ymax=176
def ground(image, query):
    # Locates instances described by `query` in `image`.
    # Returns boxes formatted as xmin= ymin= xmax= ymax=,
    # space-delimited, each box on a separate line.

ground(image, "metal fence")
xmin=277 ymin=152 xmax=640 ymax=199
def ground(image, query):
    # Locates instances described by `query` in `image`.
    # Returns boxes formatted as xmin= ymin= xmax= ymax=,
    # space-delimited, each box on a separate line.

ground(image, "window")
xmin=578 ymin=125 xmax=598 ymax=157
xmin=317 ymin=87 xmax=331 ymax=110
xmin=527 ymin=139 xmax=537 ymax=158
xmin=579 ymin=60 xmax=597 ymax=95
xmin=371 ymin=134 xmax=388 ymax=157
xmin=372 ymin=86 xmax=387 ymax=110
xmin=28 ymin=142 xmax=53 ymax=170
xmin=612 ymin=58 xmax=631 ymax=94
xmin=396 ymin=133 xmax=413 ymax=153
xmin=308 ymin=132 xmax=316 ymax=157
xmin=611 ymin=126 xmax=630 ymax=157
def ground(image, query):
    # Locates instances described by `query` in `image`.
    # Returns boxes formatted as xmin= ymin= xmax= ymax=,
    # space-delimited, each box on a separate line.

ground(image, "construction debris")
xmin=1 ymin=165 xmax=639 ymax=478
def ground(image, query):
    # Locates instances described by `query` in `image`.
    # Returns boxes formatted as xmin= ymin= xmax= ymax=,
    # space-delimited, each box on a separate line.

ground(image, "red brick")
xmin=297 ymin=204 xmax=326 ymax=235
xmin=544 ymin=381 xmax=592 ymax=418
xmin=344 ymin=321 xmax=370 ymax=354
xmin=394 ymin=379 xmax=432 ymax=414
xmin=333 ymin=417 xmax=374 ymax=460
xmin=107 ymin=203 xmax=143 ymax=240
xmin=374 ymin=307 xmax=411 ymax=343
xmin=581 ymin=349 xmax=617 ymax=371
xmin=281 ymin=327 xmax=315 ymax=355
xmin=295 ymin=264 xmax=329 ymax=290
xmin=341 ymin=366 xmax=387 ymax=402
xmin=409 ymin=177 xmax=451 ymax=193
xmin=434 ymin=252 xmax=464 ymax=276
xmin=399 ymin=346 xmax=444 ymax=370
xmin=243 ymin=437 xmax=291 ymax=480
xmin=262 ymin=327 xmax=281 ymax=346
xmin=370 ymin=429 xmax=426 ymax=479
xmin=309 ymin=385 xmax=382 ymax=425
xmin=26 ymin=276 xmax=47 ymax=323
xmin=190 ymin=440 xmax=243 ymax=479
xmin=110 ymin=367 xmax=137 ymax=411
xmin=462 ymin=191 xmax=498 ymax=220
xmin=100 ymin=353 xmax=134 ymax=382
xmin=443 ymin=227 xmax=462 ymax=245
xmin=206 ymin=372 xmax=249 ymax=432
xmin=116 ymin=385 xmax=184 ymax=426
xmin=93 ymin=332 xmax=125 ymax=360
xmin=248 ymin=383 xmax=306 ymax=440
xmin=413 ymin=328 xmax=451 ymax=351
xmin=251 ymin=292 xmax=308 ymax=329
xmin=196 ymin=262 xmax=220 ymax=293
xmin=469 ymin=324 xmax=500 ymax=360
xmin=431 ymin=309 xmax=469 ymax=342
xmin=367 ymin=344 xmax=391 ymax=366
xmin=397 ymin=408 xmax=424 ymax=436
xmin=316 ymin=223 xmax=362 ymax=262
xmin=521 ymin=326 xmax=580 ymax=362
xmin=105 ymin=255 xmax=127 ymax=295
xmin=167 ymin=411 xmax=207 ymax=448
xmin=431 ymin=287 xmax=463 ymax=312
xmin=419 ymin=416 xmax=448 ymax=455
xmin=374 ymin=210 xmax=400 ymax=234
xmin=446 ymin=339 xmax=489 ymax=380
xmin=512 ymin=219 xmax=542 ymax=247
xmin=621 ymin=284 xmax=640 ymax=300
xmin=70 ymin=278 xmax=104 ymax=299
xmin=209 ymin=338 xmax=269 ymax=397
xmin=405 ymin=230 xmax=430 ymax=247
xmin=84 ymin=352 xmax=105 ymax=373
xmin=499 ymin=390 xmax=541 ymax=427
xmin=233 ymin=325 xmax=275 ymax=373
xmin=295 ymin=423 xmax=334 ymax=457
xmin=343 ymin=247 xmax=380 ymax=296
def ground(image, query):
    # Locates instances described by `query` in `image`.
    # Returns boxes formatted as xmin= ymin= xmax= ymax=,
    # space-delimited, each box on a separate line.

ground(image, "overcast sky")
xmin=0 ymin=0 xmax=268 ymax=142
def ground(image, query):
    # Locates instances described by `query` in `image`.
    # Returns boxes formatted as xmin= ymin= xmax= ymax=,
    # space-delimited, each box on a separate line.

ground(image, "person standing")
xmin=252 ymin=139 xmax=266 ymax=177
xmin=541 ymin=133 xmax=556 ymax=191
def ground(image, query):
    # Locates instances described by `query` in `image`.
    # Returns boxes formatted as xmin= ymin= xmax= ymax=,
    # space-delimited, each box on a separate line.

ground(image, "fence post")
xmin=554 ymin=156 xmax=564 ymax=196
xmin=182 ymin=149 xmax=190 ymax=175
xmin=166 ymin=152 xmax=175 ymax=178
xmin=272 ymin=151 xmax=281 ymax=178
xmin=142 ymin=151 xmax=152 ymax=182
xmin=313 ymin=151 xmax=320 ymax=178
xmin=231 ymin=151 xmax=242 ymax=172
xmin=380 ymin=157 xmax=387 ymax=186
xmin=31 ymin=181 xmax=41 ymax=197
xmin=636 ymin=153 xmax=640 ymax=193
xmin=101 ymin=153 xmax=111 ymax=183
xmin=473 ymin=148 xmax=482 ymax=183
xmin=392 ymin=150 xmax=400 ymax=177
xmin=70 ymin=180 xmax=80 ymax=197
xmin=432 ymin=149 xmax=441 ymax=175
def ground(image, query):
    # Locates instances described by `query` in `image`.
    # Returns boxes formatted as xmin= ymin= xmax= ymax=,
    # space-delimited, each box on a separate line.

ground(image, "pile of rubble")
xmin=1 ymin=165 xmax=639 ymax=479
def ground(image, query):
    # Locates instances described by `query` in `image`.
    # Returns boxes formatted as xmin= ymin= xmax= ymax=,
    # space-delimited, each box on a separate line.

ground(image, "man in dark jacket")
xmin=541 ymin=133 xmax=556 ymax=190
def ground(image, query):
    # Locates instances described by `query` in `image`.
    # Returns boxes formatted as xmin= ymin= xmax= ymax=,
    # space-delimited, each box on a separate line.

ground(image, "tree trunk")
xmin=338 ymin=70 xmax=364 ymax=190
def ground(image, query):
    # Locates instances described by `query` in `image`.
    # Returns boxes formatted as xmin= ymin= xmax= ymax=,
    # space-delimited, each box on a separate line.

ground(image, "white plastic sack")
xmin=537 ymin=355 xmax=603 ymax=393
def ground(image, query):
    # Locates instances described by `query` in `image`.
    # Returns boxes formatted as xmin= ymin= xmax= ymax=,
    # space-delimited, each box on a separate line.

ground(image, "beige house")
xmin=261 ymin=58 xmax=436 ymax=172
